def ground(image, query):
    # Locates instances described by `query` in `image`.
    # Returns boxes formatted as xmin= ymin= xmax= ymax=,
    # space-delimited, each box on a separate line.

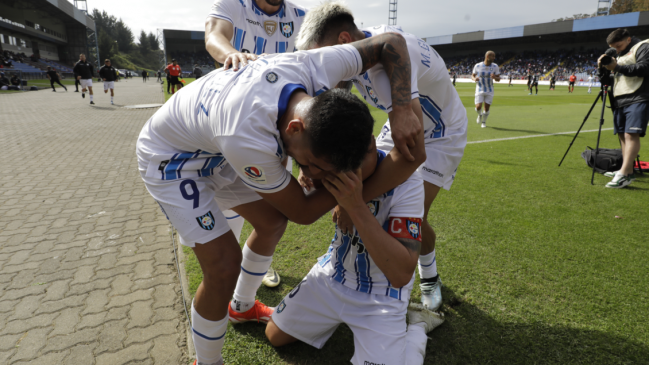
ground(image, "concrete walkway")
xmin=0 ymin=80 xmax=188 ymax=364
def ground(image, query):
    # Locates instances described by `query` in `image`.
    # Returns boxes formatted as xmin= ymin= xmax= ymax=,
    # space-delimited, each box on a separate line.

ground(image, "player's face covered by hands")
xmin=322 ymin=169 xmax=364 ymax=212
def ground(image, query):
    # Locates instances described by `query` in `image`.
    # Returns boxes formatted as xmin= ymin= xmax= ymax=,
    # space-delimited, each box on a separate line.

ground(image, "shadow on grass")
xmin=489 ymin=126 xmax=554 ymax=135
xmin=231 ymin=286 xmax=649 ymax=365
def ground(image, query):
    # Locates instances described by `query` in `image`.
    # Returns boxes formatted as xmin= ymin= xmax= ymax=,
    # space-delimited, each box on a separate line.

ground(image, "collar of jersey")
xmin=251 ymin=0 xmax=285 ymax=17
xmin=362 ymin=31 xmax=372 ymax=39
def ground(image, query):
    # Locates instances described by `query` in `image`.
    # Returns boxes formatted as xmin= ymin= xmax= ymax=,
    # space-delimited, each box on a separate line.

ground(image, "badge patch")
xmin=265 ymin=72 xmax=278 ymax=83
xmin=388 ymin=217 xmax=422 ymax=242
xmin=407 ymin=219 xmax=420 ymax=239
xmin=367 ymin=201 xmax=380 ymax=216
xmin=280 ymin=21 xmax=294 ymax=38
xmin=264 ymin=20 xmax=277 ymax=36
xmin=196 ymin=211 xmax=216 ymax=230
xmin=243 ymin=165 xmax=267 ymax=184
xmin=276 ymin=300 xmax=286 ymax=314
xmin=365 ymin=86 xmax=379 ymax=104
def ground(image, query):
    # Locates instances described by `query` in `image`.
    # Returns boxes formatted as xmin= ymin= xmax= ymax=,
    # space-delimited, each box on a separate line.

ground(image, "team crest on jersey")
xmin=280 ymin=22 xmax=294 ymax=38
xmin=196 ymin=211 xmax=215 ymax=230
xmin=276 ymin=300 xmax=286 ymax=313
xmin=243 ymin=165 xmax=267 ymax=184
xmin=264 ymin=20 xmax=277 ymax=36
xmin=367 ymin=201 xmax=380 ymax=217
xmin=407 ymin=219 xmax=420 ymax=239
xmin=365 ymin=86 xmax=378 ymax=104
xmin=266 ymin=72 xmax=278 ymax=83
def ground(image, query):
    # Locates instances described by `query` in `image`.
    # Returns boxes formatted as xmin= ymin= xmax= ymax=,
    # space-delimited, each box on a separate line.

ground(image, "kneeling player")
xmin=266 ymin=147 xmax=444 ymax=365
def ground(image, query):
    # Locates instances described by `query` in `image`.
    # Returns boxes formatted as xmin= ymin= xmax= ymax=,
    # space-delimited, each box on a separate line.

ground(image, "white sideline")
xmin=467 ymin=128 xmax=615 ymax=144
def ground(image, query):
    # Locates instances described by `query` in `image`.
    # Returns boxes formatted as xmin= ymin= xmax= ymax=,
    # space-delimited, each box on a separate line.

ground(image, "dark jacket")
xmin=599 ymin=37 xmax=649 ymax=109
xmin=99 ymin=65 xmax=118 ymax=81
xmin=0 ymin=76 xmax=9 ymax=87
xmin=73 ymin=60 xmax=94 ymax=79
xmin=193 ymin=67 xmax=203 ymax=78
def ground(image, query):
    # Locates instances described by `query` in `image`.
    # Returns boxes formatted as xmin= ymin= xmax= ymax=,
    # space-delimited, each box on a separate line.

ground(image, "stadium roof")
xmin=424 ymin=11 xmax=649 ymax=46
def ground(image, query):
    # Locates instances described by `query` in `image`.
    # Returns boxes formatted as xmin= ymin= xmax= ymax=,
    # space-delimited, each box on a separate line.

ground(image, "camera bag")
xmin=581 ymin=147 xmax=623 ymax=173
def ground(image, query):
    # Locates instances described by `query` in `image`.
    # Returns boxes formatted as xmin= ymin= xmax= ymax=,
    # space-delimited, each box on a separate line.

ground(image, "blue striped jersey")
xmin=136 ymin=45 xmax=363 ymax=193
xmin=350 ymin=25 xmax=467 ymax=140
xmin=472 ymin=62 xmax=500 ymax=94
xmin=315 ymin=150 xmax=424 ymax=300
xmin=208 ymin=0 xmax=308 ymax=56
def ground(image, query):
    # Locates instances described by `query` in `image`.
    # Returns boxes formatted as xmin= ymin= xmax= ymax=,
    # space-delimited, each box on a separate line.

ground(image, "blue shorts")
xmin=613 ymin=102 xmax=649 ymax=137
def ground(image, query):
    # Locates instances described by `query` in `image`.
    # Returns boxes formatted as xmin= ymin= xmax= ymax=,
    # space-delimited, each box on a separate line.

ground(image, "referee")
xmin=165 ymin=59 xmax=183 ymax=94
xmin=598 ymin=28 xmax=649 ymax=188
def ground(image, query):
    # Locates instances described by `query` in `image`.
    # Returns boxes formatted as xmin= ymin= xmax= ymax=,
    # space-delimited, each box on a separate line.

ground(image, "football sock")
xmin=110 ymin=96 xmax=114 ymax=103
xmin=418 ymin=250 xmax=438 ymax=279
xmin=405 ymin=323 xmax=427 ymax=365
xmin=232 ymin=243 xmax=273 ymax=312
xmin=223 ymin=209 xmax=244 ymax=242
xmin=481 ymin=111 xmax=490 ymax=124
xmin=191 ymin=301 xmax=226 ymax=365
xmin=90 ymin=95 xmax=94 ymax=102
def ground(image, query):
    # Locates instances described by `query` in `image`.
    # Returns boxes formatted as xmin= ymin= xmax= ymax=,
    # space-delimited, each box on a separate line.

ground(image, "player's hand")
xmin=76 ymin=76 xmax=81 ymax=80
xmin=322 ymin=169 xmax=364 ymax=212
xmin=224 ymin=52 xmax=258 ymax=71
xmin=102 ymin=78 xmax=106 ymax=81
xmin=332 ymin=205 xmax=354 ymax=235
xmin=297 ymin=168 xmax=315 ymax=192
xmin=389 ymin=107 xmax=422 ymax=162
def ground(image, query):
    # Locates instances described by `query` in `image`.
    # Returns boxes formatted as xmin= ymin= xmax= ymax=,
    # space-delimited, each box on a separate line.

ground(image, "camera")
xmin=601 ymin=47 xmax=618 ymax=66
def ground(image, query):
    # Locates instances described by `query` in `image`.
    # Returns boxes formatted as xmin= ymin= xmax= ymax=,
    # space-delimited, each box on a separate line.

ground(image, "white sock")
xmin=418 ymin=250 xmax=437 ymax=279
xmin=191 ymin=301 xmax=226 ymax=365
xmin=90 ymin=95 xmax=94 ymax=101
xmin=231 ymin=244 xmax=273 ymax=313
xmin=111 ymin=96 xmax=114 ymax=102
xmin=223 ymin=210 xmax=244 ymax=242
xmin=475 ymin=108 xmax=481 ymax=115
xmin=405 ymin=323 xmax=427 ymax=365
xmin=482 ymin=111 xmax=490 ymax=123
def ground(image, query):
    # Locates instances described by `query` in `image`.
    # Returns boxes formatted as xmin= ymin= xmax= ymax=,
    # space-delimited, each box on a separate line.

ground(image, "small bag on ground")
xmin=581 ymin=147 xmax=623 ymax=173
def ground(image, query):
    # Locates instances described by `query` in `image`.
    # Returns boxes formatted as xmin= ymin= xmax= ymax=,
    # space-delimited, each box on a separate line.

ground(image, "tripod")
xmin=558 ymin=85 xmax=614 ymax=185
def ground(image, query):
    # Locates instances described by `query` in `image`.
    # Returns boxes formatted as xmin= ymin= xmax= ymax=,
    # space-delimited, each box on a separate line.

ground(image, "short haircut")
xmin=47 ymin=66 xmax=51 ymax=69
xmin=305 ymin=89 xmax=374 ymax=171
xmin=607 ymin=28 xmax=631 ymax=45
xmin=296 ymin=1 xmax=356 ymax=50
xmin=105 ymin=59 xmax=110 ymax=62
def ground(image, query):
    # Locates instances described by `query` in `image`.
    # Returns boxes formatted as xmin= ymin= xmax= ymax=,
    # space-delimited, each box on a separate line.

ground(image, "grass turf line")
xmin=176 ymin=81 xmax=648 ymax=364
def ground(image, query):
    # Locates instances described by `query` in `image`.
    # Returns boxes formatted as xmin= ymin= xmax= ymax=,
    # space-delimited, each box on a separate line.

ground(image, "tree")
xmin=148 ymin=32 xmax=159 ymax=51
xmin=98 ymin=30 xmax=116 ymax=60
xmin=91 ymin=9 xmax=117 ymax=39
xmin=115 ymin=20 xmax=134 ymax=53
xmin=610 ymin=0 xmax=636 ymax=14
xmin=138 ymin=30 xmax=151 ymax=54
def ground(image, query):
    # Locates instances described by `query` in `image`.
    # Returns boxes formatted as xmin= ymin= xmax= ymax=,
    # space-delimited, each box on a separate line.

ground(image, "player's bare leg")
xmin=191 ymin=230 xmax=242 ymax=365
xmin=419 ymin=182 xmax=442 ymax=311
xmin=265 ymin=317 xmax=298 ymax=347
xmin=475 ymin=102 xmax=483 ymax=124
xmin=228 ymin=199 xmax=288 ymax=320
xmin=481 ymin=103 xmax=491 ymax=127
xmin=88 ymin=86 xmax=94 ymax=104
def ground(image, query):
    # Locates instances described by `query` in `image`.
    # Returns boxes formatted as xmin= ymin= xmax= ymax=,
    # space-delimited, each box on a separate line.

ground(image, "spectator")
xmin=0 ymin=72 xmax=10 ymax=90
xmin=193 ymin=64 xmax=203 ymax=79
xmin=9 ymin=74 xmax=21 ymax=90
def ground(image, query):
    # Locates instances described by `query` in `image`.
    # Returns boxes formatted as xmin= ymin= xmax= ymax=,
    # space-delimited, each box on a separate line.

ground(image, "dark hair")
xmin=318 ymin=13 xmax=358 ymax=46
xmin=607 ymin=28 xmax=631 ymax=45
xmin=305 ymin=89 xmax=374 ymax=171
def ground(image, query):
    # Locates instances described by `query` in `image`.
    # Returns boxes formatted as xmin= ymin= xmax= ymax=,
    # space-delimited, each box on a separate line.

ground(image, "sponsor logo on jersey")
xmin=243 ymin=165 xmax=268 ymax=184
xmin=364 ymin=362 xmax=386 ymax=365
xmin=365 ymin=86 xmax=378 ymax=104
xmin=264 ymin=20 xmax=277 ymax=36
xmin=407 ymin=219 xmax=420 ymax=239
xmin=196 ymin=211 xmax=215 ymax=230
xmin=422 ymin=166 xmax=444 ymax=178
xmin=246 ymin=18 xmax=262 ymax=27
xmin=280 ymin=21 xmax=294 ymax=38
xmin=265 ymin=72 xmax=278 ymax=83
xmin=276 ymin=300 xmax=286 ymax=313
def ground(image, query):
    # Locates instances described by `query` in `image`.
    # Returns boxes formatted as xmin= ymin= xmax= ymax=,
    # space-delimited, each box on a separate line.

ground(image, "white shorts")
xmin=104 ymin=81 xmax=114 ymax=90
xmin=474 ymin=92 xmax=494 ymax=105
xmin=376 ymin=122 xmax=467 ymax=190
xmin=272 ymin=265 xmax=409 ymax=365
xmin=79 ymin=79 xmax=93 ymax=88
xmin=141 ymin=166 xmax=262 ymax=247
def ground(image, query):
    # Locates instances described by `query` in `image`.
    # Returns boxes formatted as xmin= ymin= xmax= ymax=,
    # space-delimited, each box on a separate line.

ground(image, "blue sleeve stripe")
xmin=278 ymin=83 xmax=307 ymax=120
xmin=192 ymin=328 xmax=226 ymax=341
xmin=211 ymin=14 xmax=233 ymax=24
xmin=226 ymin=214 xmax=241 ymax=219
xmin=241 ymin=266 xmax=268 ymax=276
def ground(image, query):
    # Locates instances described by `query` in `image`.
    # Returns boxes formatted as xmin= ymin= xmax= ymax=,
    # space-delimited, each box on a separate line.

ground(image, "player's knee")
xmin=254 ymin=213 xmax=288 ymax=240
xmin=265 ymin=320 xmax=291 ymax=347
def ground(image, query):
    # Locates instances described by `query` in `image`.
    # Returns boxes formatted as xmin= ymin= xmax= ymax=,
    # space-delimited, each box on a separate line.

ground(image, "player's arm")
xmin=471 ymin=72 xmax=479 ymax=82
xmin=323 ymin=170 xmax=420 ymax=288
xmin=205 ymin=17 xmax=257 ymax=71
xmin=257 ymin=178 xmax=338 ymax=225
xmin=352 ymin=33 xmax=424 ymax=163
xmin=493 ymin=67 xmax=501 ymax=82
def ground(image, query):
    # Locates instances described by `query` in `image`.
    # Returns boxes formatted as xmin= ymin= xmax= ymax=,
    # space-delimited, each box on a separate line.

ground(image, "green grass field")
xmin=176 ymin=81 xmax=648 ymax=364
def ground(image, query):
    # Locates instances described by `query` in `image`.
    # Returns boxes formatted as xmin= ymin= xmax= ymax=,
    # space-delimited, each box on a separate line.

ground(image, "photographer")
xmin=598 ymin=28 xmax=649 ymax=188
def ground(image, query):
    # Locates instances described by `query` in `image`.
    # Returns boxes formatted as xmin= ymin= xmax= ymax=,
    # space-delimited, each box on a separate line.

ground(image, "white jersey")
xmin=588 ymin=76 xmax=595 ymax=83
xmin=137 ymin=44 xmax=362 ymax=194
xmin=208 ymin=0 xmax=308 ymax=55
xmin=351 ymin=25 xmax=466 ymax=140
xmin=473 ymin=61 xmax=500 ymax=94
xmin=315 ymin=150 xmax=424 ymax=301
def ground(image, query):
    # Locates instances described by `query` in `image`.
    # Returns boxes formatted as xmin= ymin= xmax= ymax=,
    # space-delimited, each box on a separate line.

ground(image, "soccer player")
xmin=99 ymin=59 xmax=118 ymax=105
xmin=46 ymin=66 xmax=67 ymax=92
xmin=569 ymin=73 xmax=577 ymax=93
xmin=472 ymin=51 xmax=501 ymax=128
xmin=164 ymin=64 xmax=172 ymax=94
xmin=452 ymin=72 xmax=457 ymax=86
xmin=165 ymin=59 xmax=183 ymax=94
xmin=526 ymin=71 xmax=533 ymax=93
xmin=587 ymin=73 xmax=595 ymax=93
xmin=204 ymin=0 xmax=309 ymax=287
xmin=509 ymin=73 xmax=513 ymax=87
xmin=266 ymin=144 xmax=444 ymax=365
xmin=73 ymin=54 xmax=95 ymax=105
xmin=531 ymin=73 xmax=539 ymax=95
xmin=137 ymin=36 xmax=424 ymax=365
xmin=156 ymin=70 xmax=162 ymax=83
xmin=550 ymin=73 xmax=556 ymax=90
xmin=295 ymin=2 xmax=468 ymax=312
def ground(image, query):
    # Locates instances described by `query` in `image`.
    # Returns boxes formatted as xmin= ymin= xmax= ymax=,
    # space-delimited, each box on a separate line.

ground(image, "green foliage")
xmin=90 ymin=9 xmax=134 ymax=53
xmin=138 ymin=30 xmax=150 ymax=55
xmin=180 ymin=81 xmax=649 ymax=364
xmin=148 ymin=32 xmax=159 ymax=51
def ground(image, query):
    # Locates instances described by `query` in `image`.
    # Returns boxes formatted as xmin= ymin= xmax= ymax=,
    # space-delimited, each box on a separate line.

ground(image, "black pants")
xmin=157 ymin=75 xmax=162 ymax=82
xmin=75 ymin=78 xmax=80 ymax=91
xmin=143 ymin=76 xmax=147 ymax=82
xmin=51 ymin=79 xmax=66 ymax=90
xmin=166 ymin=77 xmax=171 ymax=92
